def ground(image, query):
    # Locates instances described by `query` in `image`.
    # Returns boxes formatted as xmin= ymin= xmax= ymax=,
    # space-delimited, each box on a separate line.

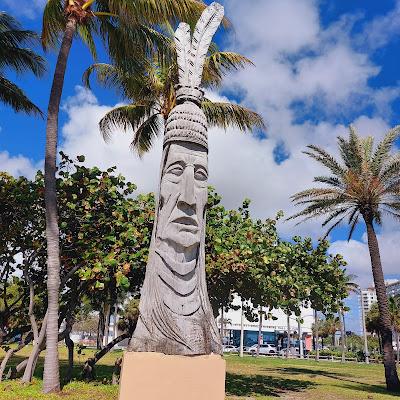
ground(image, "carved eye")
xmin=195 ymin=168 xmax=208 ymax=181
xmin=168 ymin=165 xmax=183 ymax=176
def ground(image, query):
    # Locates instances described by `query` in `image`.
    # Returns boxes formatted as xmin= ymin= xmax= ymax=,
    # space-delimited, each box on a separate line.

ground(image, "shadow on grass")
xmin=226 ymin=372 xmax=315 ymax=398
xmin=338 ymin=383 xmax=400 ymax=397
xmin=273 ymin=367 xmax=352 ymax=380
xmin=4 ymin=353 xmax=116 ymax=385
xmin=276 ymin=367 xmax=400 ymax=397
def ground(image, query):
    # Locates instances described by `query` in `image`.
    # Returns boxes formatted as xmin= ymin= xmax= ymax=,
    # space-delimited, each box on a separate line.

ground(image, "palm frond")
xmin=83 ymin=63 xmax=119 ymax=90
xmin=321 ymin=208 xmax=349 ymax=227
xmin=201 ymin=100 xmax=265 ymax=132
xmin=41 ymin=0 xmax=65 ymax=49
xmin=313 ymin=176 xmax=344 ymax=188
xmin=77 ymin=21 xmax=97 ymax=60
xmin=0 ymin=12 xmax=45 ymax=76
xmin=0 ymin=76 xmax=43 ymax=116
xmin=0 ymin=47 xmax=46 ymax=76
xmin=371 ymin=125 xmax=400 ymax=175
xmin=338 ymin=126 xmax=363 ymax=171
xmin=202 ymin=51 xmax=253 ymax=88
xmin=304 ymin=145 xmax=346 ymax=177
xmin=347 ymin=210 xmax=360 ymax=241
xmin=379 ymin=154 xmax=400 ymax=183
xmin=130 ymin=113 xmax=163 ymax=157
xmin=290 ymin=188 xmax=343 ymax=202
xmin=107 ymin=0 xmax=205 ymax=27
xmin=98 ymin=103 xmax=157 ymax=141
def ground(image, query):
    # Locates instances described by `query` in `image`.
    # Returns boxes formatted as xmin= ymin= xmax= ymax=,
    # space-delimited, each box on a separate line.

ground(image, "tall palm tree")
xmin=83 ymin=41 xmax=264 ymax=154
xmin=0 ymin=12 xmax=45 ymax=115
xmin=40 ymin=0 xmax=207 ymax=393
xmin=289 ymin=125 xmax=400 ymax=392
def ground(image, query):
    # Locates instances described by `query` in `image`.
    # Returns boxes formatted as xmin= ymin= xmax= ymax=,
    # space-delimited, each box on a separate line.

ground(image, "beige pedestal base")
xmin=118 ymin=352 xmax=226 ymax=400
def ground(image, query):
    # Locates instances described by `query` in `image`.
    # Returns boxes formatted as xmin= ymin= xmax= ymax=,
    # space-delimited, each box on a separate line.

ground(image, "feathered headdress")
xmin=175 ymin=2 xmax=224 ymax=94
xmin=163 ymin=2 xmax=224 ymax=150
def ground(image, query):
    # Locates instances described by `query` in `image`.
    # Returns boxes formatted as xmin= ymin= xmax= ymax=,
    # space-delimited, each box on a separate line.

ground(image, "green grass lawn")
xmin=1 ymin=346 xmax=399 ymax=399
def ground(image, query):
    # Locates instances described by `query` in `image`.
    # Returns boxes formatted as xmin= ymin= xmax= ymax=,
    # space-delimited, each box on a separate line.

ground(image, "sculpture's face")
xmin=157 ymin=142 xmax=208 ymax=250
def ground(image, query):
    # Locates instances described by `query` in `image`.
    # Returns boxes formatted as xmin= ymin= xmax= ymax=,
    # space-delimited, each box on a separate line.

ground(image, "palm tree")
xmin=289 ymin=125 xmax=400 ymax=391
xmin=40 ymin=0 xmax=208 ymax=393
xmin=83 ymin=41 xmax=264 ymax=154
xmin=0 ymin=12 xmax=45 ymax=115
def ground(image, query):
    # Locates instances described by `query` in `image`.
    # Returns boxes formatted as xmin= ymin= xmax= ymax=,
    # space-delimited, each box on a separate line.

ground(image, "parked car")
xmin=248 ymin=343 xmax=277 ymax=355
xmin=223 ymin=345 xmax=239 ymax=353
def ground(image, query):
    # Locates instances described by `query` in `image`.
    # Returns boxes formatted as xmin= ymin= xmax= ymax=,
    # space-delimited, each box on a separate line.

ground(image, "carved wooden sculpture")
xmin=130 ymin=2 xmax=224 ymax=356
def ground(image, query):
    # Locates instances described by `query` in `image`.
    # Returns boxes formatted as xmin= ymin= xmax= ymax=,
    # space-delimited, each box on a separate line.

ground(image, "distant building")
xmin=218 ymin=296 xmax=314 ymax=349
xmin=386 ymin=280 xmax=400 ymax=297
xmin=361 ymin=288 xmax=378 ymax=312
xmin=360 ymin=280 xmax=400 ymax=313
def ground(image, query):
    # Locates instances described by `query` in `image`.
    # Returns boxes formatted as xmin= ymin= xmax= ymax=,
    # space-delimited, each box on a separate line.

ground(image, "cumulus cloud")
xmin=5 ymin=0 xmax=398 ymax=289
xmin=360 ymin=0 xmax=400 ymax=50
xmin=0 ymin=151 xmax=40 ymax=179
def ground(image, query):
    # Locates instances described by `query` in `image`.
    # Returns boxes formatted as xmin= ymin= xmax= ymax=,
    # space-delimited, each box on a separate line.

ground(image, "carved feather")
xmin=189 ymin=2 xmax=224 ymax=88
xmin=174 ymin=22 xmax=191 ymax=87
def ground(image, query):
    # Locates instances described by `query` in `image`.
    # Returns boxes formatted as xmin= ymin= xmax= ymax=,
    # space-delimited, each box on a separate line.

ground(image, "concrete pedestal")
xmin=118 ymin=352 xmax=226 ymax=400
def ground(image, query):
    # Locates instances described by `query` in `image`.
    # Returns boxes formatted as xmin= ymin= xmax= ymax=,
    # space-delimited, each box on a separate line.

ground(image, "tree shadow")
xmin=276 ymin=367 xmax=400 ymax=397
xmin=2 ymin=352 xmax=115 ymax=384
xmin=226 ymin=372 xmax=315 ymax=398
xmin=273 ymin=367 xmax=352 ymax=381
xmin=338 ymin=383 xmax=400 ymax=397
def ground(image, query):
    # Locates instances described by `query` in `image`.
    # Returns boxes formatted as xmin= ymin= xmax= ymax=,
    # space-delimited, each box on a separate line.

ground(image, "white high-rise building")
xmin=360 ymin=280 xmax=400 ymax=314
xmin=361 ymin=288 xmax=377 ymax=312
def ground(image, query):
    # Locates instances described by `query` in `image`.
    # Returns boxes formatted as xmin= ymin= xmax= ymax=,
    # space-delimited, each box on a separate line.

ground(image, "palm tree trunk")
xmin=364 ymin=215 xmax=400 ymax=392
xmin=396 ymin=331 xmax=399 ymax=367
xmin=42 ymin=17 xmax=77 ymax=394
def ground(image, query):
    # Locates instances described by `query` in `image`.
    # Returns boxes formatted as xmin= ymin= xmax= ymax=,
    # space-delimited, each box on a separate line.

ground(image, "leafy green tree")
xmin=83 ymin=40 xmax=264 ymax=155
xmin=289 ymin=126 xmax=400 ymax=391
xmin=0 ymin=155 xmax=153 ymax=381
xmin=40 ymin=0 xmax=206 ymax=391
xmin=389 ymin=296 xmax=400 ymax=366
xmin=0 ymin=12 xmax=45 ymax=115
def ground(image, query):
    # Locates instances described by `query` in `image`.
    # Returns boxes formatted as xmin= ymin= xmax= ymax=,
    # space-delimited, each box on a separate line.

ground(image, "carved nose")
xmin=179 ymin=166 xmax=195 ymax=207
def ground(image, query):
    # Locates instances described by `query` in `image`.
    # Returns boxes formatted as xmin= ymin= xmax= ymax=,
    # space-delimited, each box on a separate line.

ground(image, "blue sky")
xmin=1 ymin=0 xmax=400 ymax=333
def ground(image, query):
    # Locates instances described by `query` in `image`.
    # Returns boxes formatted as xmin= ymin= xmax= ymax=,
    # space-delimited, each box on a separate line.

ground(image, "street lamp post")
xmin=358 ymin=289 xmax=370 ymax=364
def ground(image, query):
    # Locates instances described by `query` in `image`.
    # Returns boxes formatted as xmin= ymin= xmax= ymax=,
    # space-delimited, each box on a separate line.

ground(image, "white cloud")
xmin=55 ymin=0 xmax=400 ymax=289
xmin=0 ymin=0 xmax=46 ymax=19
xmin=360 ymin=0 xmax=400 ymax=50
xmin=60 ymin=87 xmax=163 ymax=196
xmin=330 ymin=224 xmax=400 ymax=288
xmin=0 ymin=151 xmax=40 ymax=179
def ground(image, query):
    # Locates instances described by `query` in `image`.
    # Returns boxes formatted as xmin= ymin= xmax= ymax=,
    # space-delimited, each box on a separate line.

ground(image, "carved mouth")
xmin=172 ymin=216 xmax=198 ymax=228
